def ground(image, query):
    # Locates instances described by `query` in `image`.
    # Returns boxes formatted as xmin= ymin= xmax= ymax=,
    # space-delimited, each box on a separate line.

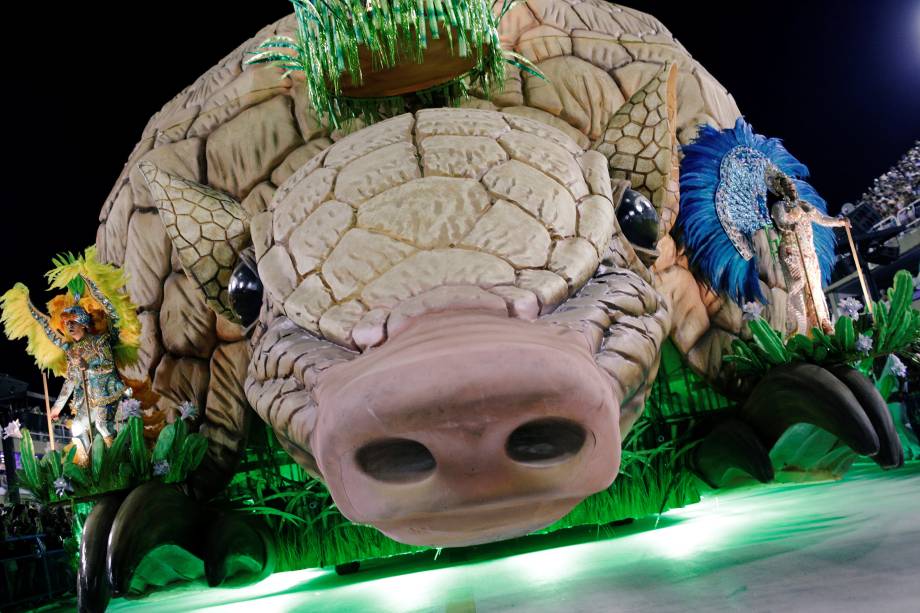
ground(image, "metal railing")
xmin=1 ymin=532 xmax=74 ymax=609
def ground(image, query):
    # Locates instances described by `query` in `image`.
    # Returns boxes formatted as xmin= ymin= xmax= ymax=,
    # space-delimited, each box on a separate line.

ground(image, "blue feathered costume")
xmin=677 ymin=118 xmax=836 ymax=306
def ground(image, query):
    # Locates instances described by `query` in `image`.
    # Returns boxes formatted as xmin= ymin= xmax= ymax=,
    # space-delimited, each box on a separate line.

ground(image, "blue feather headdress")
xmin=677 ymin=117 xmax=835 ymax=304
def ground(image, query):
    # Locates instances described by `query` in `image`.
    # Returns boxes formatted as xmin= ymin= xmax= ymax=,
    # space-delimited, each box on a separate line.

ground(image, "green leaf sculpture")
xmin=834 ymin=315 xmax=855 ymax=353
xmin=14 ymin=414 xmax=209 ymax=504
xmin=724 ymin=269 xmax=919 ymax=381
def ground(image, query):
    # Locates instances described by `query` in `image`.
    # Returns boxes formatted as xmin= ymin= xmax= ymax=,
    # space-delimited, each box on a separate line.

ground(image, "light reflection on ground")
xmin=104 ymin=462 xmax=920 ymax=612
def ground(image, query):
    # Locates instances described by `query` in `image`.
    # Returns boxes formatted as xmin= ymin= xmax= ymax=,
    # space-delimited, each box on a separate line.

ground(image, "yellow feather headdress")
xmin=0 ymin=283 xmax=68 ymax=375
xmin=1 ymin=246 xmax=141 ymax=376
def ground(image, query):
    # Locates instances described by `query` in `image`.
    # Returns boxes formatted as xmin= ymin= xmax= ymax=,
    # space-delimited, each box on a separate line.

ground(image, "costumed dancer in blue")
xmin=678 ymin=118 xmax=847 ymax=335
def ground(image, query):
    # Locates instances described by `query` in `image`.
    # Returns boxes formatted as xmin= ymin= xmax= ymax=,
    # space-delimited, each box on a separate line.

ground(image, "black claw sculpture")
xmin=742 ymin=363 xmax=880 ymax=455
xmin=78 ymin=494 xmax=125 ymax=613
xmin=75 ymin=482 xmax=276 ymax=613
xmin=204 ymin=512 xmax=276 ymax=587
xmin=691 ymin=363 xmax=904 ymax=488
xmin=692 ymin=419 xmax=774 ymax=488
xmin=829 ymin=365 xmax=904 ymax=468
xmin=106 ymin=482 xmax=209 ymax=596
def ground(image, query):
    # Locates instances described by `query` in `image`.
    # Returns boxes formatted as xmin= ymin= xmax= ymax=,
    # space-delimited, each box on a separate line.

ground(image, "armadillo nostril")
xmin=506 ymin=418 xmax=586 ymax=465
xmin=356 ymin=438 xmax=437 ymax=483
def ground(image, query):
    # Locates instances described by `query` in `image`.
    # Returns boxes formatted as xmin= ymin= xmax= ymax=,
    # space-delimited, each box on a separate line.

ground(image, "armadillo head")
xmin=140 ymin=71 xmax=680 ymax=547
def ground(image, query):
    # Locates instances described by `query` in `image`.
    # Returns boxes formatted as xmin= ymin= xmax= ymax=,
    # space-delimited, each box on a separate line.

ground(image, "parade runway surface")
xmin=104 ymin=462 xmax=920 ymax=612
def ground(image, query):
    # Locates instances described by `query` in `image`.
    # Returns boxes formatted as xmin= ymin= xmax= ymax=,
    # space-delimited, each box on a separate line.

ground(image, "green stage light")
xmin=107 ymin=463 xmax=920 ymax=612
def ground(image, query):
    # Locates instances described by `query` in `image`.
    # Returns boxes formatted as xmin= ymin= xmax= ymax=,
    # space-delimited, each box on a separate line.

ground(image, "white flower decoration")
xmin=2 ymin=419 xmax=22 ymax=440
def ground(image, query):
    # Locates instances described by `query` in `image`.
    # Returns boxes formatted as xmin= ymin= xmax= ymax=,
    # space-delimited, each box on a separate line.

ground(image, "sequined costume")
xmin=1 ymin=247 xmax=141 ymax=463
xmin=38 ymin=277 xmax=130 ymax=450
xmin=771 ymin=199 xmax=847 ymax=334
xmin=678 ymin=118 xmax=838 ymax=324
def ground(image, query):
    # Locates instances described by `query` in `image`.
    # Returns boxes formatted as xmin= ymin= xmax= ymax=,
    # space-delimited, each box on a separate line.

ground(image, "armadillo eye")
xmin=228 ymin=259 xmax=262 ymax=327
xmin=617 ymin=188 xmax=660 ymax=250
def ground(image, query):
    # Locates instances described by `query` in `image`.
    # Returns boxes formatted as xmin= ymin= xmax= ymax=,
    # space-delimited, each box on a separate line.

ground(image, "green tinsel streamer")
xmin=247 ymin=0 xmax=510 ymax=127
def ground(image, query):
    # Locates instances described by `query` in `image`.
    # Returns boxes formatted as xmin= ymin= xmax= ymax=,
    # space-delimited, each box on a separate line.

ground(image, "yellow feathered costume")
xmin=0 ymin=246 xmax=140 ymax=376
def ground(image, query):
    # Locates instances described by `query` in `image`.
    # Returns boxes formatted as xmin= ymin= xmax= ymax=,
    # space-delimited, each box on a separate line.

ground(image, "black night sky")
xmin=2 ymin=0 xmax=918 ymax=388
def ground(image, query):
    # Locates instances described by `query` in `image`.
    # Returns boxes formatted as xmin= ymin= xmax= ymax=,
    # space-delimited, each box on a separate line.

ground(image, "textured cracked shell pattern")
xmin=254 ymin=108 xmax=614 ymax=347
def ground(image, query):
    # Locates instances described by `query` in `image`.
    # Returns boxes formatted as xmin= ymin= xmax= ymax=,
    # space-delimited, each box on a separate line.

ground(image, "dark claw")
xmin=741 ymin=363 xmax=880 ymax=456
xmin=691 ymin=418 xmax=774 ymax=488
xmin=829 ymin=365 xmax=904 ymax=468
xmin=692 ymin=363 xmax=903 ymax=489
xmin=78 ymin=493 xmax=125 ymax=613
xmin=106 ymin=482 xmax=208 ymax=596
xmin=204 ymin=512 xmax=276 ymax=587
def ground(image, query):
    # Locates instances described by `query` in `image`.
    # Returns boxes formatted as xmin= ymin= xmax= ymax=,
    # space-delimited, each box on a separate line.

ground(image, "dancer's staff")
xmin=793 ymin=229 xmax=819 ymax=328
xmin=79 ymin=367 xmax=96 ymax=450
xmin=42 ymin=371 xmax=55 ymax=451
xmin=843 ymin=220 xmax=874 ymax=316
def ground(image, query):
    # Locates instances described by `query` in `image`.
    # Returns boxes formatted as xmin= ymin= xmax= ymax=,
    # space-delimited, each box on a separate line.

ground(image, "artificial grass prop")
xmin=247 ymin=1 xmax=539 ymax=126
xmin=239 ymin=416 xmax=701 ymax=570
xmin=15 ymin=417 xmax=207 ymax=504
xmin=647 ymin=339 xmax=733 ymax=420
xmin=725 ymin=269 xmax=920 ymax=380
xmin=541 ymin=419 xmax=701 ymax=534
xmin=234 ymin=474 xmax=427 ymax=569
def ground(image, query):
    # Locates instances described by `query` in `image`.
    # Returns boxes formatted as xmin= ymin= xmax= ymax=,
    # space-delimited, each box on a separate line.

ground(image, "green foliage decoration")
xmin=246 ymin=0 xmax=540 ymax=126
xmin=725 ymin=270 xmax=920 ymax=379
xmin=15 ymin=416 xmax=209 ymax=504
xmin=233 ymin=415 xmax=701 ymax=570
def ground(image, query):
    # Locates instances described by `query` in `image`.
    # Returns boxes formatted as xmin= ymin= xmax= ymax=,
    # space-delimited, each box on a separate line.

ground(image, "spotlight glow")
xmin=646 ymin=506 xmax=738 ymax=559
xmin=504 ymin=543 xmax=585 ymax=584
xmin=352 ymin=568 xmax=448 ymax=612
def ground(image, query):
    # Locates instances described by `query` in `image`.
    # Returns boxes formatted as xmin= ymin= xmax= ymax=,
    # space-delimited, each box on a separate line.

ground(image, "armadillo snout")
xmin=353 ymin=417 xmax=588 ymax=484
xmin=311 ymin=310 xmax=621 ymax=548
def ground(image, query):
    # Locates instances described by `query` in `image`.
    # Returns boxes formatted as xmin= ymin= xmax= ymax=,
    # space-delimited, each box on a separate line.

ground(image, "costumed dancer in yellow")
xmin=0 ymin=247 xmax=140 ymax=464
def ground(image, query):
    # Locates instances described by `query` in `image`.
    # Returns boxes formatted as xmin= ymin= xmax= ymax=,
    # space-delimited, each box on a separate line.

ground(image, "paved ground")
xmin=98 ymin=462 xmax=920 ymax=612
